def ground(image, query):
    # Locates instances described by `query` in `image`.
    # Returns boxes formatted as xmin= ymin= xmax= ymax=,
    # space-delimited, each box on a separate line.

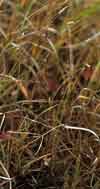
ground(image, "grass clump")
xmin=0 ymin=0 xmax=100 ymax=188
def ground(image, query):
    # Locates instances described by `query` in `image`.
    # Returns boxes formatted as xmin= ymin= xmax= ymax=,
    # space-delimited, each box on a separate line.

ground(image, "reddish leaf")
xmin=82 ymin=66 xmax=93 ymax=81
xmin=0 ymin=132 xmax=11 ymax=140
xmin=47 ymin=79 xmax=59 ymax=92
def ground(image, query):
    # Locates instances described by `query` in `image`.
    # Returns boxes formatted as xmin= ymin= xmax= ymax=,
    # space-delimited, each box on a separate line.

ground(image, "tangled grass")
xmin=0 ymin=0 xmax=100 ymax=188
